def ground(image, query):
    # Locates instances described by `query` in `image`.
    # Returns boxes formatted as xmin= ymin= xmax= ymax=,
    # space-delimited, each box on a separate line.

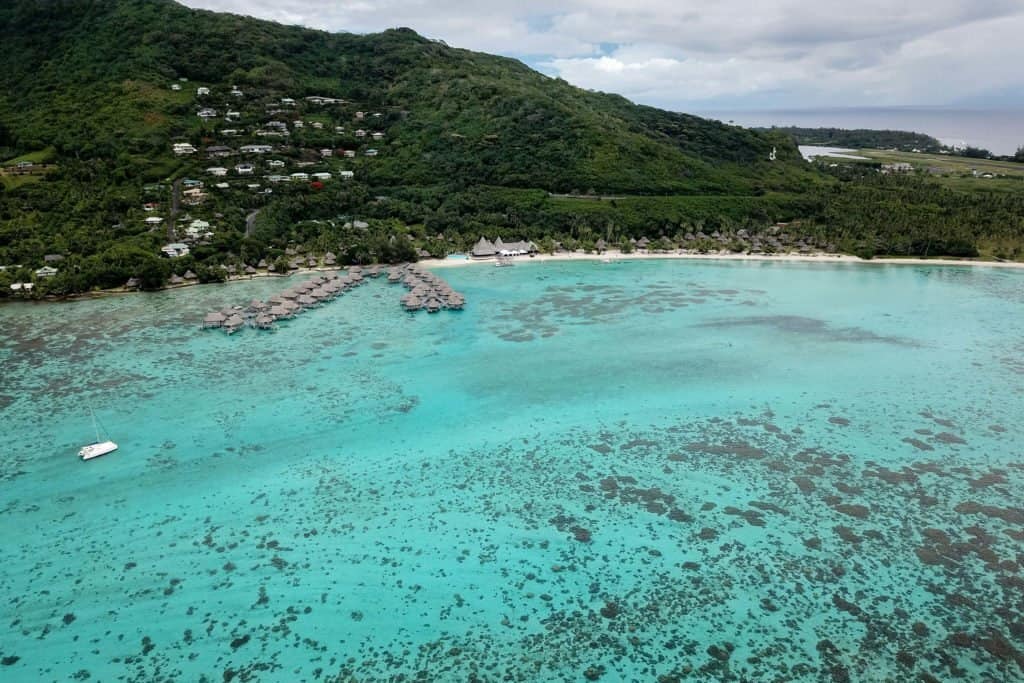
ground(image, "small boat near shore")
xmin=79 ymin=409 xmax=118 ymax=461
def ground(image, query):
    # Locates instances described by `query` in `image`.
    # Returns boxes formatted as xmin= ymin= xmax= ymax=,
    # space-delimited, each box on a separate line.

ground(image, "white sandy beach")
xmin=424 ymin=251 xmax=1024 ymax=270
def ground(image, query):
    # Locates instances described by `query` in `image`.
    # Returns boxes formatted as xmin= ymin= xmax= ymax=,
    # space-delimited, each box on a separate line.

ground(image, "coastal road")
xmin=169 ymin=178 xmax=182 ymax=241
xmin=245 ymin=209 xmax=260 ymax=237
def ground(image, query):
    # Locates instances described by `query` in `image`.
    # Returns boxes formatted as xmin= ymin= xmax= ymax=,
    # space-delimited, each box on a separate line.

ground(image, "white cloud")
xmin=179 ymin=0 xmax=1024 ymax=108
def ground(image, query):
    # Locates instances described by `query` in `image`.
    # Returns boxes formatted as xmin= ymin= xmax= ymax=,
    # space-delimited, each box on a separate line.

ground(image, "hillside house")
xmin=355 ymin=111 xmax=365 ymax=120
xmin=364 ymin=149 xmax=379 ymax=156
xmin=206 ymin=167 xmax=228 ymax=176
xmin=182 ymin=179 xmax=204 ymax=189
xmin=173 ymin=143 xmax=197 ymax=155
xmin=265 ymin=121 xmax=288 ymax=130
xmin=339 ymin=170 xmax=354 ymax=180
xmin=293 ymin=120 xmax=304 ymax=128
xmin=221 ymin=129 xmax=241 ymax=136
xmin=268 ymin=160 xmax=286 ymax=168
xmin=355 ymin=129 xmax=367 ymax=138
xmin=44 ymin=254 xmax=65 ymax=264
xmin=371 ymin=132 xmax=385 ymax=141
xmin=171 ymin=83 xmax=182 ymax=91
xmin=305 ymin=96 xmax=343 ymax=105
xmin=343 ymin=150 xmax=356 ymax=158
xmin=239 ymin=144 xmax=273 ymax=154
xmin=143 ymin=203 xmax=159 ymax=212
xmin=312 ymin=122 xmax=324 ymax=130
xmin=206 ymin=145 xmax=233 ymax=158
xmin=231 ymin=86 xmax=243 ymax=97
xmin=235 ymin=164 xmax=255 ymax=175
xmin=312 ymin=172 xmax=332 ymax=181
xmin=145 ymin=216 xmax=165 ymax=225
xmin=197 ymin=87 xmax=210 ymax=96
xmin=320 ymin=149 xmax=333 ymax=158
xmin=35 ymin=266 xmax=59 ymax=278
xmin=267 ymin=175 xmax=290 ymax=183
xmin=281 ymin=98 xmax=296 ymax=106
xmin=290 ymin=172 xmax=309 ymax=181
xmin=335 ymin=126 xmax=345 ymax=134
xmin=197 ymin=108 xmax=218 ymax=119
xmin=183 ymin=188 xmax=207 ymax=204
xmin=225 ymin=110 xmax=241 ymax=121
xmin=161 ymin=243 xmax=190 ymax=258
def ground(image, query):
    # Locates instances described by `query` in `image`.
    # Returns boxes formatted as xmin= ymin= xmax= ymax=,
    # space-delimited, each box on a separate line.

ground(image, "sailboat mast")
xmin=91 ymin=408 xmax=100 ymax=443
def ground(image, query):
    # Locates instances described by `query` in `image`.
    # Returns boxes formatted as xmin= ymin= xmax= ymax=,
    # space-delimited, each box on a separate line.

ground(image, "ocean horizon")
xmin=696 ymin=107 xmax=1024 ymax=156
xmin=1 ymin=259 xmax=1022 ymax=681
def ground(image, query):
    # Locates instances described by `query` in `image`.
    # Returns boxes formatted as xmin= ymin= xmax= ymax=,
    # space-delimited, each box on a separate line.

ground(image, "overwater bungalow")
xmin=425 ymin=298 xmax=443 ymax=313
xmin=224 ymin=314 xmax=244 ymax=334
xmin=269 ymin=304 xmax=291 ymax=319
xmin=202 ymin=311 xmax=227 ymax=328
xmin=255 ymin=314 xmax=276 ymax=330
xmin=297 ymin=294 xmax=316 ymax=308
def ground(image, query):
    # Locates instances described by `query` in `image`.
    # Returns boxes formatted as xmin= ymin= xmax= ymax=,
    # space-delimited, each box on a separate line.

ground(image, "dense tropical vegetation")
xmin=1 ymin=0 xmax=1023 ymax=296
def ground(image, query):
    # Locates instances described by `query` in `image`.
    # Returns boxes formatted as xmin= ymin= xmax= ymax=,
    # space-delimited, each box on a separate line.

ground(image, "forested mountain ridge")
xmin=0 ymin=0 xmax=808 ymax=193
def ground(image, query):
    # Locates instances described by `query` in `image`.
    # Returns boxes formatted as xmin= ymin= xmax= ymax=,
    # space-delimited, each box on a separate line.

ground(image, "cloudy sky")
xmin=180 ymin=0 xmax=1024 ymax=111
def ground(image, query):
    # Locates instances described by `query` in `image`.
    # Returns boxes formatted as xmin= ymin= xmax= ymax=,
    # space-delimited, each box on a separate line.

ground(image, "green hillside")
xmin=0 ymin=0 xmax=1022 ymax=295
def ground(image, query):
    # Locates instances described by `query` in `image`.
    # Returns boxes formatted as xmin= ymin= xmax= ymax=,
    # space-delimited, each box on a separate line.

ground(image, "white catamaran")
xmin=78 ymin=409 xmax=118 ymax=461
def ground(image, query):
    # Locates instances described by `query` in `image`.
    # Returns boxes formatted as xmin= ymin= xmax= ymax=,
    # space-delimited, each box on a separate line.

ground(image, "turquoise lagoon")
xmin=1 ymin=259 xmax=1022 ymax=682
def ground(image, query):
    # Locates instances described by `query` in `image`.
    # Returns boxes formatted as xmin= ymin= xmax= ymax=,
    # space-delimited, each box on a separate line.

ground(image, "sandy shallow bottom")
xmin=1 ymin=259 xmax=1022 ymax=681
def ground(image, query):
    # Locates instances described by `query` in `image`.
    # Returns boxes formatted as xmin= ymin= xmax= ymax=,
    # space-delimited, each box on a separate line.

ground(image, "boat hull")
xmin=79 ymin=441 xmax=118 ymax=460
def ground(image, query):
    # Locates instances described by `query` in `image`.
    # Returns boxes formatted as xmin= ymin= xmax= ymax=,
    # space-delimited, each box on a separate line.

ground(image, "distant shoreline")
xmin=7 ymin=252 xmax=1022 ymax=304
xmin=425 ymin=251 xmax=1024 ymax=270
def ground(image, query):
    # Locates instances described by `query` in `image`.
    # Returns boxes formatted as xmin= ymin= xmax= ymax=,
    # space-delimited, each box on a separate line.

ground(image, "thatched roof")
xmin=472 ymin=237 xmax=496 ymax=257
xmin=204 ymin=311 xmax=227 ymax=323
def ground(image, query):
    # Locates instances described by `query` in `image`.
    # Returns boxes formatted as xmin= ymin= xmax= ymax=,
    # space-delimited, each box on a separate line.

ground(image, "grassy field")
xmin=856 ymin=149 xmax=1024 ymax=177
xmin=1 ymin=146 xmax=57 ymax=165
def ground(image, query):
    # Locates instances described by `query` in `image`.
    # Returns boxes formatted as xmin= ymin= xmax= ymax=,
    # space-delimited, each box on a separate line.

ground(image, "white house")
xmin=197 ymin=87 xmax=210 ymax=96
xmin=267 ymin=175 xmax=290 ymax=183
xmin=354 ymin=129 xmax=367 ymax=138
xmin=281 ymin=98 xmax=296 ymax=106
xmin=355 ymin=111 xmax=365 ymax=120
xmin=231 ymin=86 xmax=243 ymax=97
xmin=225 ymin=110 xmax=241 ymax=121
xmin=197 ymin=108 xmax=218 ymax=119
xmin=221 ymin=129 xmax=241 ymax=137
xmin=320 ymin=149 xmax=333 ymax=158
xmin=312 ymin=122 xmax=323 ymax=130
xmin=371 ymin=132 xmax=385 ymax=141
xmin=145 ymin=216 xmax=165 ymax=225
xmin=335 ymin=126 xmax=345 ymax=134
xmin=171 ymin=83 xmax=182 ymax=91
xmin=290 ymin=172 xmax=309 ymax=181
xmin=35 ymin=266 xmax=59 ymax=278
xmin=343 ymin=150 xmax=356 ymax=158
xmin=161 ymin=243 xmax=190 ymax=258
xmin=239 ymin=144 xmax=273 ymax=154
xmin=206 ymin=167 xmax=228 ymax=176
xmin=235 ymin=164 xmax=255 ymax=175
xmin=364 ymin=149 xmax=379 ymax=156
xmin=173 ymin=143 xmax=197 ymax=155
xmin=214 ymin=182 xmax=230 ymax=189
xmin=339 ymin=170 xmax=355 ymax=180
xmin=312 ymin=172 xmax=332 ymax=181
xmin=268 ymin=159 xmax=286 ymax=168
xmin=293 ymin=120 xmax=304 ymax=128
